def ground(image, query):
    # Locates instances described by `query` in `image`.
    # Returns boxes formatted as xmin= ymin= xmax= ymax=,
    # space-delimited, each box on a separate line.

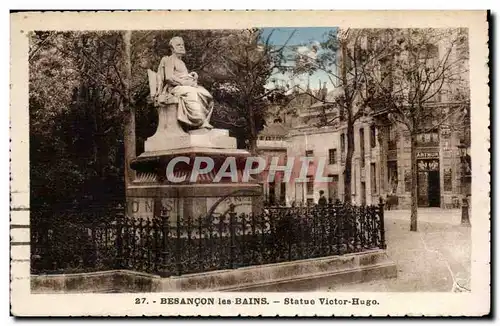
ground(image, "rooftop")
xmin=259 ymin=121 xmax=289 ymax=138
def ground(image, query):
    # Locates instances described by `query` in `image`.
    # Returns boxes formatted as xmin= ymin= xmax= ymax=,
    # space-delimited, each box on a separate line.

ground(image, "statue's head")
xmin=169 ymin=36 xmax=186 ymax=55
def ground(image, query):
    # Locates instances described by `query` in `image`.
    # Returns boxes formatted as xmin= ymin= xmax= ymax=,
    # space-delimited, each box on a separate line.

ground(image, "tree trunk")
xmin=377 ymin=125 xmax=388 ymax=195
xmin=123 ymin=30 xmax=135 ymax=188
xmin=344 ymin=118 xmax=354 ymax=203
xmin=410 ymin=132 xmax=418 ymax=231
xmin=248 ymin=106 xmax=258 ymax=154
xmin=340 ymin=39 xmax=354 ymax=204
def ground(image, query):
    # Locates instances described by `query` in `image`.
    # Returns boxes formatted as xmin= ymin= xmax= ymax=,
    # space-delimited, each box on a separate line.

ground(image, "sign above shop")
xmin=416 ymin=152 xmax=440 ymax=159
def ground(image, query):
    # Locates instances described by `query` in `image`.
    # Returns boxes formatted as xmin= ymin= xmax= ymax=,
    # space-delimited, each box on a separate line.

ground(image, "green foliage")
xmin=207 ymin=29 xmax=291 ymax=151
xmin=30 ymin=31 xmax=126 ymax=212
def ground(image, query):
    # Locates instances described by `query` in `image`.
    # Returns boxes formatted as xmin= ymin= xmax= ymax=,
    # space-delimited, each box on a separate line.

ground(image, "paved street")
xmin=325 ymin=208 xmax=471 ymax=292
xmin=385 ymin=208 xmax=463 ymax=225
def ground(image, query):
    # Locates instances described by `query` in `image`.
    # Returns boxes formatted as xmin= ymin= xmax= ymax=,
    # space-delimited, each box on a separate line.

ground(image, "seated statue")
xmin=153 ymin=36 xmax=214 ymax=129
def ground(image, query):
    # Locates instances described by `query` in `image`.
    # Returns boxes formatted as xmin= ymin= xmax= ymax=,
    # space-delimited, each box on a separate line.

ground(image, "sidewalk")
xmin=325 ymin=209 xmax=471 ymax=292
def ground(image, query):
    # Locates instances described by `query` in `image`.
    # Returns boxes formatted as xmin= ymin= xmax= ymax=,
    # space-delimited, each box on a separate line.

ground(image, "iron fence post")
xmin=337 ymin=202 xmax=344 ymax=254
xmin=114 ymin=205 xmax=124 ymax=270
xmin=197 ymin=215 xmax=203 ymax=273
xmin=297 ymin=211 xmax=304 ymax=259
xmin=161 ymin=210 xmax=170 ymax=277
xmin=176 ymin=213 xmax=182 ymax=276
xmin=228 ymin=204 xmax=236 ymax=269
xmin=378 ymin=197 xmax=387 ymax=249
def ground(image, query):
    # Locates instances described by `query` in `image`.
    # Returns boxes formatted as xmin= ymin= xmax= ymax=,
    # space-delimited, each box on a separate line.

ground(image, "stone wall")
xmin=32 ymin=250 xmax=397 ymax=293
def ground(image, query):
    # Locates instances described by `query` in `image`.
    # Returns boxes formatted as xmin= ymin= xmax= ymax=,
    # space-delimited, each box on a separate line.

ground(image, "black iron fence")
xmin=31 ymin=201 xmax=386 ymax=277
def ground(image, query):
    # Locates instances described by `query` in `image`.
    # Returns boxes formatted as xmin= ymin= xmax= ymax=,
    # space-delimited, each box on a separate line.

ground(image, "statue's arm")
xmin=155 ymin=58 xmax=165 ymax=97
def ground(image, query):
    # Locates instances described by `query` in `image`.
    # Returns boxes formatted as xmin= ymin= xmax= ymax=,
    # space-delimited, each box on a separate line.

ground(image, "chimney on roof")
xmin=321 ymin=81 xmax=328 ymax=101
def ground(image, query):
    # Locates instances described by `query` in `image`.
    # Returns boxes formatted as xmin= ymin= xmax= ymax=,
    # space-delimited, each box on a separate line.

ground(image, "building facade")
xmin=257 ymin=107 xmax=468 ymax=209
xmin=283 ymin=107 xmax=381 ymax=207
xmin=374 ymin=117 xmax=467 ymax=209
xmin=257 ymin=28 xmax=470 ymax=209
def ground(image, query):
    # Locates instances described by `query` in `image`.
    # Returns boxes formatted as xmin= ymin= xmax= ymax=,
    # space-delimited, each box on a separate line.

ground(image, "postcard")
xmin=10 ymin=10 xmax=490 ymax=317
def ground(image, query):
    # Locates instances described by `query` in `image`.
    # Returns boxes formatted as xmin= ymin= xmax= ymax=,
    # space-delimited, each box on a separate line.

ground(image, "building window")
xmin=424 ymin=45 xmax=442 ymax=102
xmin=295 ymin=183 xmax=304 ymax=204
xmin=328 ymin=149 xmax=337 ymax=165
xmin=416 ymin=131 xmax=439 ymax=147
xmin=370 ymin=125 xmax=376 ymax=148
xmin=370 ymin=163 xmax=377 ymax=194
xmin=388 ymin=125 xmax=398 ymax=150
xmin=328 ymin=174 xmax=339 ymax=201
xmin=340 ymin=133 xmax=345 ymax=152
xmin=305 ymin=150 xmax=314 ymax=165
xmin=360 ymin=128 xmax=365 ymax=167
xmin=404 ymin=170 xmax=411 ymax=193
xmin=306 ymin=176 xmax=314 ymax=195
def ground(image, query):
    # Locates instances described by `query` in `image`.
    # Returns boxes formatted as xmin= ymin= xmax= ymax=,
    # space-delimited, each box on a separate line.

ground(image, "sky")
xmin=260 ymin=27 xmax=338 ymax=92
xmin=260 ymin=27 xmax=337 ymax=46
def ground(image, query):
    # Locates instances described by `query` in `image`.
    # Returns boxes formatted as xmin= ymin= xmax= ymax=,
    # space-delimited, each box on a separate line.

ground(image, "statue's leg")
xmin=200 ymin=121 xmax=213 ymax=129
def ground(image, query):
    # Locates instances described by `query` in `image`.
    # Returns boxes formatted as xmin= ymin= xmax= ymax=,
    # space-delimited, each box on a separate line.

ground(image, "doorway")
xmin=328 ymin=174 xmax=339 ymax=201
xmin=361 ymin=182 xmax=366 ymax=206
xmin=427 ymin=171 xmax=440 ymax=207
xmin=295 ymin=183 xmax=304 ymax=205
xmin=417 ymin=159 xmax=441 ymax=207
xmin=280 ymin=182 xmax=286 ymax=205
xmin=268 ymin=182 xmax=275 ymax=206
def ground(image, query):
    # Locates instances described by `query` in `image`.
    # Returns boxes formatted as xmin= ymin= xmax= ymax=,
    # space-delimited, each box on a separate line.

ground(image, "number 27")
xmin=135 ymin=298 xmax=147 ymax=304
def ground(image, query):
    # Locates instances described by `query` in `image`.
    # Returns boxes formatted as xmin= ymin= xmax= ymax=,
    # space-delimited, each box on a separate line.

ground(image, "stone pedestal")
xmin=128 ymin=104 xmax=262 ymax=220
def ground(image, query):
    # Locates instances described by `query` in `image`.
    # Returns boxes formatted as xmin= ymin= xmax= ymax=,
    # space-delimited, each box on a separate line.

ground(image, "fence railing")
xmin=31 ymin=201 xmax=386 ymax=277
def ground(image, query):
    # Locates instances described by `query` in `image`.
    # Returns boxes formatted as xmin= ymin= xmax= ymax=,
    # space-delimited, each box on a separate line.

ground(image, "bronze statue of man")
xmin=154 ymin=36 xmax=214 ymax=129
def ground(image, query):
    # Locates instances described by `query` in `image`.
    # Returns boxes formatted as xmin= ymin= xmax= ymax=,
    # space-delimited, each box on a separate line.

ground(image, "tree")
xmin=365 ymin=28 xmax=470 ymax=231
xmin=208 ymin=28 xmax=292 ymax=153
xmin=29 ymin=31 xmax=127 ymax=212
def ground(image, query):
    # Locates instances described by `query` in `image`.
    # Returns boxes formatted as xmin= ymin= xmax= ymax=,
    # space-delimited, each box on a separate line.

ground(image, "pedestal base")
xmin=129 ymin=145 xmax=263 ymax=220
xmin=126 ymin=183 xmax=263 ymax=221
xmin=145 ymin=128 xmax=237 ymax=152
